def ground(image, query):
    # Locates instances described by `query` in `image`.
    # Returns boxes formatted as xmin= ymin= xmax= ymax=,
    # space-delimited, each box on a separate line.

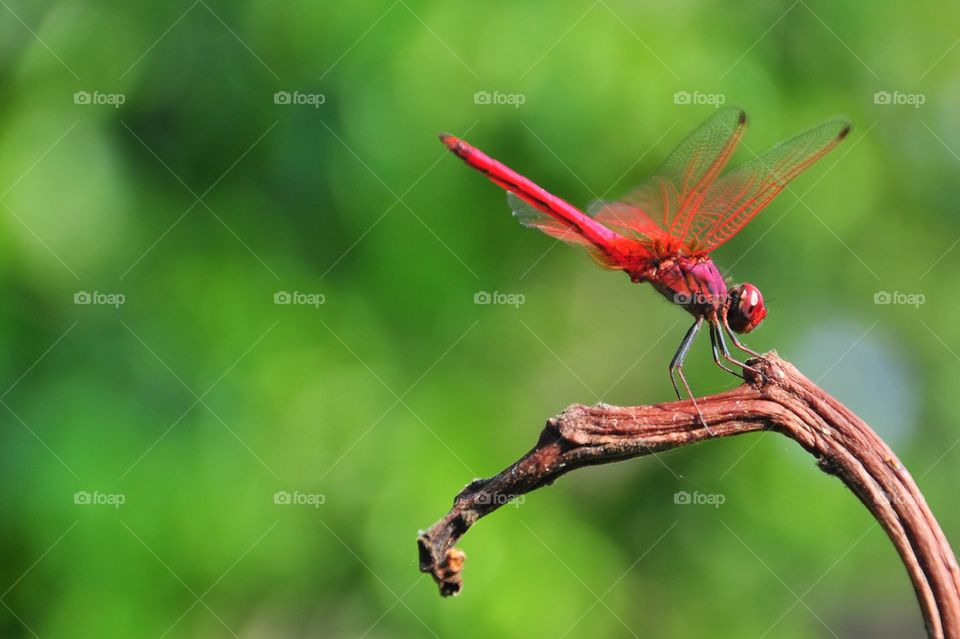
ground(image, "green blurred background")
xmin=0 ymin=1 xmax=956 ymax=637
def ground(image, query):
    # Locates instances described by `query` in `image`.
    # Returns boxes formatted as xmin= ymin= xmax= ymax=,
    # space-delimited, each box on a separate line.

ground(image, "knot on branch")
xmin=417 ymin=541 xmax=465 ymax=597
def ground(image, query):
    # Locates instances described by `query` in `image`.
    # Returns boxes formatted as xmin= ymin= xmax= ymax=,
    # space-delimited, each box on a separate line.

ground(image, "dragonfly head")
xmin=726 ymin=283 xmax=767 ymax=334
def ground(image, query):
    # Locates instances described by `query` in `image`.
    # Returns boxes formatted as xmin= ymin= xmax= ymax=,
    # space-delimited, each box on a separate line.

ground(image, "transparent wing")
xmin=585 ymin=179 xmax=678 ymax=255
xmin=508 ymin=191 xmax=590 ymax=245
xmin=687 ymin=118 xmax=851 ymax=254
xmin=588 ymin=108 xmax=747 ymax=254
xmin=654 ymin=107 xmax=747 ymax=236
xmin=507 ymin=192 xmax=652 ymax=271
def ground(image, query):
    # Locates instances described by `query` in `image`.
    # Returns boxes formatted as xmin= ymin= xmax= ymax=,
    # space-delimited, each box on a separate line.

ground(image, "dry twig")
xmin=417 ymin=353 xmax=960 ymax=638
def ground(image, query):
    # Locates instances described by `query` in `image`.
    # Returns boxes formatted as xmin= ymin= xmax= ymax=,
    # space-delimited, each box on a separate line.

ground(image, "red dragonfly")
xmin=441 ymin=108 xmax=849 ymax=426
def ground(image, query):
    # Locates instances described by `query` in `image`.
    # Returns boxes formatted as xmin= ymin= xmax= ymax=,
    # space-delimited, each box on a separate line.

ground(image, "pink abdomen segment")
xmin=440 ymin=134 xmax=631 ymax=261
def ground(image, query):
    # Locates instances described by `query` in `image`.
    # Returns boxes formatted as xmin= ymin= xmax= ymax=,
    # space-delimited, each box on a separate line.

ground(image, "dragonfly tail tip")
xmin=438 ymin=132 xmax=458 ymax=147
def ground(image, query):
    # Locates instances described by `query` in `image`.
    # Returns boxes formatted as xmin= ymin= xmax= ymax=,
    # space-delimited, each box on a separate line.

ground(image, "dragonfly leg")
xmin=669 ymin=318 xmax=714 ymax=435
xmin=720 ymin=309 xmax=766 ymax=359
xmin=708 ymin=321 xmax=744 ymax=379
xmin=713 ymin=320 xmax=763 ymax=376
xmin=669 ymin=318 xmax=702 ymax=399
xmin=717 ymin=316 xmax=766 ymax=378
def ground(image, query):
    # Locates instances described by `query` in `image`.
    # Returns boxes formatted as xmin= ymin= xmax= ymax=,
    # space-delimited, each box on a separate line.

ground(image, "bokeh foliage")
xmin=0 ymin=1 xmax=957 ymax=637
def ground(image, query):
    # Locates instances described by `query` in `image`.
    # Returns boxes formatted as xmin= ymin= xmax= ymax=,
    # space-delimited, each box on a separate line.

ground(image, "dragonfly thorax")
xmin=649 ymin=256 xmax=728 ymax=316
xmin=647 ymin=259 xmax=767 ymax=334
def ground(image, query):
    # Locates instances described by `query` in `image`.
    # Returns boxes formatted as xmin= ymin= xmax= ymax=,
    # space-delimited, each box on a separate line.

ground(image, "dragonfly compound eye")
xmin=728 ymin=283 xmax=767 ymax=334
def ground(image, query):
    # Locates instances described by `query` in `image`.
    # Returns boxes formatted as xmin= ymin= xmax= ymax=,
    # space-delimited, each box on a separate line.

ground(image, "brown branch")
xmin=417 ymin=353 xmax=960 ymax=638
